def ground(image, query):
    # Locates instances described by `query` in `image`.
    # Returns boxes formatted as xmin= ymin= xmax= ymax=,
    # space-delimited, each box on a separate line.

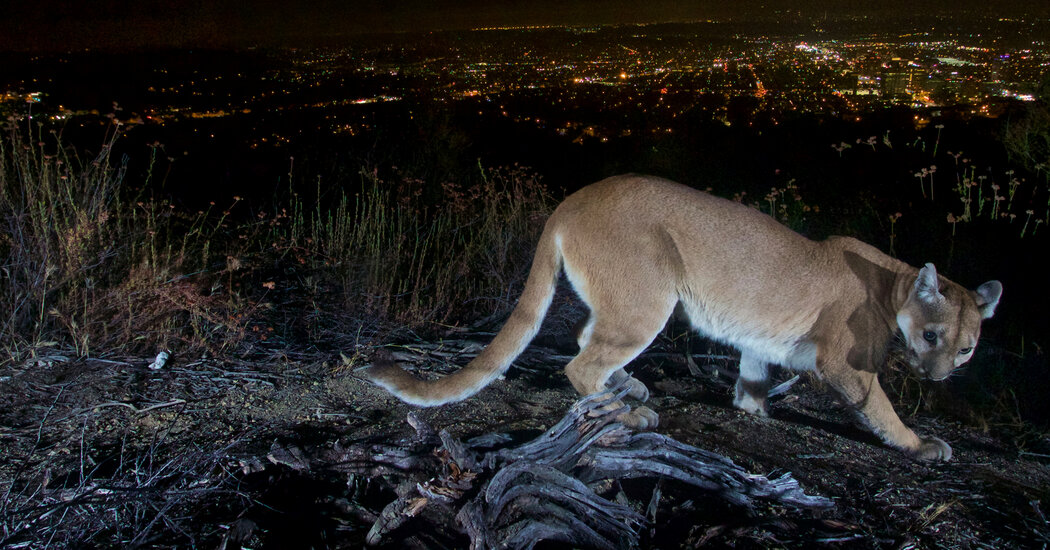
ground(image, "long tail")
xmin=357 ymin=226 xmax=562 ymax=406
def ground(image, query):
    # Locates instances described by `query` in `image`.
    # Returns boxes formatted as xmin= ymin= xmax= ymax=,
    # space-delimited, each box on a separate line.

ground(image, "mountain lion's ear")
xmin=975 ymin=280 xmax=1002 ymax=320
xmin=915 ymin=263 xmax=945 ymax=304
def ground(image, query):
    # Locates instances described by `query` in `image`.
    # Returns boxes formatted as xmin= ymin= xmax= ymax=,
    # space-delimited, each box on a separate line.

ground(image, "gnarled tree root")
xmin=355 ymin=384 xmax=832 ymax=549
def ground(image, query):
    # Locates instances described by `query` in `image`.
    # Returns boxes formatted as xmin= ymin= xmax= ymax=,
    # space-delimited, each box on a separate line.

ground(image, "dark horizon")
xmin=3 ymin=0 xmax=1048 ymax=52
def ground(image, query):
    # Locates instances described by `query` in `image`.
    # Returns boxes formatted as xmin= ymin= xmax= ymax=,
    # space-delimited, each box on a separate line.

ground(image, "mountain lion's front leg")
xmin=824 ymin=368 xmax=952 ymax=461
xmin=733 ymin=353 xmax=772 ymax=417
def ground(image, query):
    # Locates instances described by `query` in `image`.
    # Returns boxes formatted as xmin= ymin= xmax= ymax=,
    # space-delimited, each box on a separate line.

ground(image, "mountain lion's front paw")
xmin=732 ymin=392 xmax=768 ymax=417
xmin=914 ymin=436 xmax=953 ymax=462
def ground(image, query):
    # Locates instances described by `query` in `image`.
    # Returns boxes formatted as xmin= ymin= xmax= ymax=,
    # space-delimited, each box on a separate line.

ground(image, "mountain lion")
xmin=360 ymin=175 xmax=1002 ymax=461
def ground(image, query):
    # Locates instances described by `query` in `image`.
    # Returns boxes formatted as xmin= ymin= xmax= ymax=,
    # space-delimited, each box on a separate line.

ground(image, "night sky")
xmin=2 ymin=0 xmax=1046 ymax=51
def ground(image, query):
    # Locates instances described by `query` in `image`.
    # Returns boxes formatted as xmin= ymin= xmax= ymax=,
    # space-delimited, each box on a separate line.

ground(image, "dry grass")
xmin=0 ymin=117 xmax=255 ymax=358
xmin=287 ymin=164 xmax=551 ymax=324
xmin=0 ymin=118 xmax=553 ymax=360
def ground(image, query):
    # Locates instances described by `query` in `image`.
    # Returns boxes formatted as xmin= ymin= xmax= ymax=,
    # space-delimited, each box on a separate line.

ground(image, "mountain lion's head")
xmin=896 ymin=263 xmax=1002 ymax=381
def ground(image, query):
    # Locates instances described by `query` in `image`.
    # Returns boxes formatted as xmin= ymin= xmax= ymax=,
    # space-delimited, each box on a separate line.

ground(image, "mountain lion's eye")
xmin=958 ymin=347 xmax=972 ymax=355
xmin=922 ymin=331 xmax=938 ymax=343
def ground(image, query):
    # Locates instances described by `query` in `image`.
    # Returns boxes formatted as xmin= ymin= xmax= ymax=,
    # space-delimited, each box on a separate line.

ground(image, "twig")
xmin=816 ymin=534 xmax=865 ymax=543
xmin=84 ymin=357 xmax=133 ymax=366
xmin=768 ymin=374 xmax=801 ymax=397
xmin=74 ymin=399 xmax=187 ymax=416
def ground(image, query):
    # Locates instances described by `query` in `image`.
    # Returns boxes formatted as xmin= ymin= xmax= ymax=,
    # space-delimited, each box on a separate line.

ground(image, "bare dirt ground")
xmin=2 ymin=298 xmax=1050 ymax=548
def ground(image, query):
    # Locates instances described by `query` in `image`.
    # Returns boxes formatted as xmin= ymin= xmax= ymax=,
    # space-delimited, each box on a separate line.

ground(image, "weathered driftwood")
xmin=348 ymin=382 xmax=832 ymax=549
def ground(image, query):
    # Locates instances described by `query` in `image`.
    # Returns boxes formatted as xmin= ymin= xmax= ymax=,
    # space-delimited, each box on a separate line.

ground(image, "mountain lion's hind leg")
xmin=607 ymin=368 xmax=649 ymax=401
xmin=575 ymin=310 xmax=646 ymax=400
xmin=563 ymin=341 xmax=659 ymax=429
xmin=733 ymin=353 xmax=772 ymax=417
xmin=564 ymin=305 xmax=672 ymax=429
xmin=577 ymin=314 xmax=649 ymax=401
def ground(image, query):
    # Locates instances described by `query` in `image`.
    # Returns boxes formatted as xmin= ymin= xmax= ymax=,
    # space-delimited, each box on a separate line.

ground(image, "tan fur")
xmin=359 ymin=175 xmax=1002 ymax=461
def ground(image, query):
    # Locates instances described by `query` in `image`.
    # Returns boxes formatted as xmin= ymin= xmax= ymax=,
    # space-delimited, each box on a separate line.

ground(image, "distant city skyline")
xmin=3 ymin=0 xmax=1048 ymax=51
